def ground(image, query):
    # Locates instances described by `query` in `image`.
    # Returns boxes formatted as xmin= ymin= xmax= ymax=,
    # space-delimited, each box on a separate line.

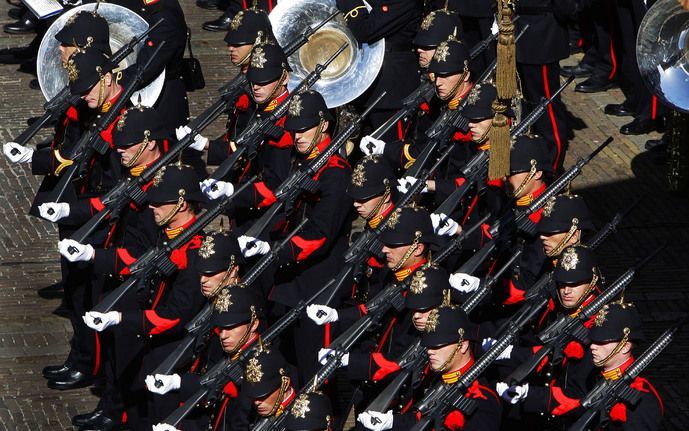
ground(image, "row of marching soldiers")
xmin=1 ymin=1 xmax=672 ymax=431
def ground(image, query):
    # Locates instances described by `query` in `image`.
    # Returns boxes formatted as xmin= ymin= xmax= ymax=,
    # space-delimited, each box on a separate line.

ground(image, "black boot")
xmin=202 ymin=15 xmax=231 ymax=32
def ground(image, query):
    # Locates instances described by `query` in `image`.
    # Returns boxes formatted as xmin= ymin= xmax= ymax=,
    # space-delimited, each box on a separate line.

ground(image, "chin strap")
xmin=157 ymin=191 xmax=185 ymax=227
xmin=301 ymin=120 xmax=326 ymax=158
xmin=438 ymin=68 xmax=468 ymax=102
xmin=391 ymin=231 xmax=422 ymax=272
xmin=122 ymin=131 xmax=151 ymax=168
xmin=512 ymin=160 xmax=538 ymax=199
xmin=546 ymin=219 xmax=580 ymax=257
xmin=437 ymin=328 xmax=465 ymax=374
xmin=266 ymin=375 xmax=290 ymax=417
xmin=366 ymin=181 xmax=391 ymax=223
xmin=595 ymin=327 xmax=631 ymax=368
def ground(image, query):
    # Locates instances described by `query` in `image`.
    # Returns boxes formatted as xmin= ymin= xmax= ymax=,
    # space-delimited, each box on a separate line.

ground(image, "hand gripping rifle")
xmin=316 ymin=144 xmax=456 ymax=306
xmin=7 ymin=19 xmax=164 ymax=149
xmin=568 ymin=316 xmax=686 ymax=431
xmin=506 ymin=245 xmax=664 ymax=386
xmin=364 ymin=243 xmax=524 ymax=414
xmin=163 ymin=267 xmax=342 ymax=427
xmin=240 ymin=91 xmax=386 ymax=243
xmin=151 ymin=219 xmax=307 ymax=378
xmin=45 ymin=42 xmax=167 ymax=205
xmin=493 ymin=197 xmax=643 ymax=340
xmin=87 ymin=178 xmax=256 ymax=316
xmin=367 ymin=24 xmax=511 ymax=141
xmin=409 ymin=301 xmax=545 ymax=431
xmin=209 ymin=43 xmax=349 ymax=183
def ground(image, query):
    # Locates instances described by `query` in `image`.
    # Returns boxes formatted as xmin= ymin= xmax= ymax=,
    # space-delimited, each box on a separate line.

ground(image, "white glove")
xmin=318 ymin=348 xmax=349 ymax=367
xmin=482 ymin=338 xmax=513 ymax=360
xmin=238 ymin=235 xmax=270 ymax=257
xmin=357 ymin=410 xmax=394 ymax=431
xmin=145 ymin=373 xmax=181 ymax=395
xmin=3 ymin=142 xmax=33 ymax=163
xmin=152 ymin=424 xmax=181 ymax=431
xmin=176 ymin=126 xmax=208 ymax=152
xmin=38 ymin=202 xmax=70 ymax=222
xmin=396 ymin=176 xmax=428 ymax=194
xmin=306 ymin=304 xmax=339 ymax=325
xmin=431 ymin=213 xmax=460 ymax=236
xmin=359 ymin=135 xmax=386 ymax=156
xmin=448 ymin=272 xmax=480 ymax=293
xmin=58 ymin=239 xmax=95 ymax=262
xmin=496 ymin=382 xmax=529 ymax=404
xmin=200 ymin=179 xmax=234 ymax=200
xmin=82 ymin=311 xmax=121 ymax=332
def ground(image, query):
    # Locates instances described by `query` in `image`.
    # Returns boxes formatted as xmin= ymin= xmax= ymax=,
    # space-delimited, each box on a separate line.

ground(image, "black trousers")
xmin=518 ymin=62 xmax=571 ymax=173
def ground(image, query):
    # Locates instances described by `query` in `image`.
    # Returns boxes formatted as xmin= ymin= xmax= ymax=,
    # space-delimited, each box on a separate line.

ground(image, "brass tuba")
xmin=268 ymin=0 xmax=385 ymax=108
xmin=637 ymin=0 xmax=689 ymax=112
xmin=37 ymin=3 xmax=165 ymax=107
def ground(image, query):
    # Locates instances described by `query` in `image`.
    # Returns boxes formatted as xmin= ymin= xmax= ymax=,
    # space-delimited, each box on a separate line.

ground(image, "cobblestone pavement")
xmin=0 ymin=2 xmax=688 ymax=430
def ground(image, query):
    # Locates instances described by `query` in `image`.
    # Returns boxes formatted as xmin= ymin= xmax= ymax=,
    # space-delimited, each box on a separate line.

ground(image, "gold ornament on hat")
xmin=561 ymin=247 xmax=579 ymax=271
xmin=542 ymin=196 xmax=557 ymax=218
xmin=386 ymin=208 xmax=402 ymax=229
xmin=291 ymin=393 xmax=311 ymax=419
xmin=410 ymin=270 xmax=428 ymax=294
xmin=594 ymin=304 xmax=609 ymax=327
xmin=420 ymin=11 xmax=436 ymax=31
xmin=213 ymin=288 xmax=233 ymax=312
xmin=246 ymin=356 xmax=264 ymax=383
xmin=116 ymin=109 xmax=129 ymax=131
xmin=288 ymin=95 xmax=303 ymax=117
xmin=434 ymin=41 xmax=450 ymax=62
xmin=425 ymin=308 xmax=440 ymax=332
xmin=251 ymin=47 xmax=267 ymax=69
xmin=152 ymin=166 xmax=166 ymax=187
xmin=65 ymin=58 xmax=79 ymax=82
xmin=230 ymin=10 xmax=244 ymax=30
xmin=351 ymin=162 xmax=366 ymax=187
xmin=467 ymin=84 xmax=481 ymax=106
xmin=199 ymin=235 xmax=216 ymax=259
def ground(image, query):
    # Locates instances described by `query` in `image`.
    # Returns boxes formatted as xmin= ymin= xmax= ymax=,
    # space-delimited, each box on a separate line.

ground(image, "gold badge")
xmin=594 ymin=304 xmax=609 ymax=327
xmin=434 ymin=41 xmax=450 ymax=63
xmin=230 ymin=11 xmax=244 ymax=30
xmin=152 ymin=166 xmax=166 ymax=187
xmin=424 ymin=308 xmax=440 ymax=332
xmin=213 ymin=288 xmax=233 ymax=312
xmin=116 ymin=110 xmax=128 ymax=132
xmin=420 ymin=11 xmax=435 ymax=31
xmin=199 ymin=235 xmax=216 ymax=259
xmin=467 ymin=84 xmax=481 ymax=106
xmin=291 ymin=393 xmax=311 ymax=419
xmin=542 ymin=196 xmax=556 ymax=218
xmin=410 ymin=270 xmax=427 ymax=295
xmin=561 ymin=247 xmax=579 ymax=271
xmin=251 ymin=47 xmax=267 ymax=69
xmin=386 ymin=208 xmax=401 ymax=229
xmin=246 ymin=357 xmax=264 ymax=383
xmin=351 ymin=162 xmax=366 ymax=187
xmin=65 ymin=58 xmax=79 ymax=82
xmin=288 ymin=95 xmax=303 ymax=117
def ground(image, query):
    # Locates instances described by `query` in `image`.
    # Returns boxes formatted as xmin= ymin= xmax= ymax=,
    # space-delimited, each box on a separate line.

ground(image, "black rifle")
xmin=368 ymin=25 xmax=506 ymax=140
xmin=509 ymin=75 xmax=575 ymax=137
xmin=507 ymin=245 xmax=663 ymax=385
xmin=87 ymin=178 xmax=256 ymax=316
xmin=163 ymin=269 xmax=342 ymax=426
xmin=45 ymin=42 xmax=167 ymax=205
xmin=568 ymin=316 xmax=685 ymax=431
xmin=8 ymin=19 xmax=164 ymax=149
xmin=209 ymin=43 xmax=349 ymax=183
xmin=151 ymin=219 xmax=307 ymax=378
xmin=409 ymin=301 xmax=544 ymax=431
xmin=241 ymin=91 xmax=386 ymax=243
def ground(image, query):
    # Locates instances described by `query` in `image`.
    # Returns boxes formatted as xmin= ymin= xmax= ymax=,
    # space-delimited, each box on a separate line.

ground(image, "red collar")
xmin=305 ymin=135 xmax=331 ymax=160
xmin=515 ymin=183 xmax=546 ymax=207
xmin=441 ymin=357 xmax=474 ymax=384
xmin=602 ymin=356 xmax=634 ymax=381
xmin=368 ymin=202 xmax=394 ymax=229
xmin=394 ymin=258 xmax=427 ymax=281
xmin=264 ymin=89 xmax=289 ymax=112
xmin=447 ymin=83 xmax=473 ymax=110
xmin=276 ymin=386 xmax=296 ymax=416
xmin=100 ymin=86 xmax=123 ymax=113
xmin=165 ymin=216 xmax=197 ymax=239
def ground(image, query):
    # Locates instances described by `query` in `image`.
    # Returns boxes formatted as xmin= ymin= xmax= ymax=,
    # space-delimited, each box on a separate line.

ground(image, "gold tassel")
xmin=488 ymin=100 xmax=511 ymax=180
xmin=495 ymin=0 xmax=517 ymax=100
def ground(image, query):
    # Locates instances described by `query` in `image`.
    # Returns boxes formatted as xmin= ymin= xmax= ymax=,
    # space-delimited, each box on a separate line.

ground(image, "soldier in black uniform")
xmin=515 ymin=0 xmax=572 ymax=173
xmin=243 ymin=348 xmax=299 ymax=425
xmin=358 ymin=304 xmax=501 ymax=431
xmin=537 ymin=194 xmax=595 ymax=260
xmin=495 ymin=246 xmax=602 ymax=427
xmin=337 ymin=0 xmax=422 ymax=143
xmin=202 ymin=0 xmax=277 ymax=33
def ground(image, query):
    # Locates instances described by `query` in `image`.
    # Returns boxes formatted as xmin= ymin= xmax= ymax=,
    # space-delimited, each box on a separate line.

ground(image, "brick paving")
xmin=0 ymin=2 xmax=687 ymax=430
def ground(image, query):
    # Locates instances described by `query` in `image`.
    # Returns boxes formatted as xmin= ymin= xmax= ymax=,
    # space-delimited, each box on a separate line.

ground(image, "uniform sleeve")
xmin=336 ymin=0 xmax=419 ymax=43
xmin=135 ymin=9 xmax=187 ymax=86
xmin=277 ymin=163 xmax=353 ymax=264
xmin=382 ymin=140 xmax=419 ymax=171
xmin=60 ymin=197 xmax=106 ymax=227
